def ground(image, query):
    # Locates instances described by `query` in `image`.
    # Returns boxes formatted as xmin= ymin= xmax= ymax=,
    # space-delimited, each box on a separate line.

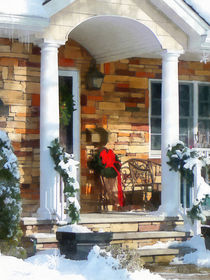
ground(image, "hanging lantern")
xmin=86 ymin=60 xmax=104 ymax=90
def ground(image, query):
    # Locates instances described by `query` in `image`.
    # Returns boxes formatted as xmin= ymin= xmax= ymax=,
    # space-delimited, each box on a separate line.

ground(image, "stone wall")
xmin=0 ymin=38 xmax=210 ymax=215
xmin=0 ymin=38 xmax=40 ymax=216
xmin=79 ymin=58 xmax=210 ymax=212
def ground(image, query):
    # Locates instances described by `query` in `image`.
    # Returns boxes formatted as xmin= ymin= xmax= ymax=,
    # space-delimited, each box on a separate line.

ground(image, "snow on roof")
xmin=184 ymin=0 xmax=210 ymax=25
xmin=0 ymin=0 xmax=48 ymax=19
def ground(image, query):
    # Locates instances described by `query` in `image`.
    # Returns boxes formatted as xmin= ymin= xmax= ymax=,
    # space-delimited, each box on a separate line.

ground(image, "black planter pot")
xmin=201 ymin=226 xmax=210 ymax=250
xmin=56 ymin=231 xmax=113 ymax=260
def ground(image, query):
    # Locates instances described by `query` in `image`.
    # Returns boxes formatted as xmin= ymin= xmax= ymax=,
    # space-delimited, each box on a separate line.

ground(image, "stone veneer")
xmin=0 ymin=38 xmax=41 ymax=216
xmin=0 ymin=38 xmax=209 ymax=215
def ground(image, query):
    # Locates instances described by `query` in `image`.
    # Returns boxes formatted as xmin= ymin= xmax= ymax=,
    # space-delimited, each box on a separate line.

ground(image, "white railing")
xmin=55 ymin=174 xmax=67 ymax=222
xmin=54 ymin=156 xmax=80 ymax=222
xmin=181 ymin=149 xmax=210 ymax=235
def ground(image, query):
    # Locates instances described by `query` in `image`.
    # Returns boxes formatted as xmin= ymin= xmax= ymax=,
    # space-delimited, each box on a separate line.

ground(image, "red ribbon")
xmin=100 ymin=149 xmax=124 ymax=207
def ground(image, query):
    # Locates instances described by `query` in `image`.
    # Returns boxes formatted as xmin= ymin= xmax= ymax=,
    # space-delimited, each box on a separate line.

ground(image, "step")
xmin=21 ymin=217 xmax=58 ymax=236
xmin=79 ymin=213 xmax=184 ymax=233
xmin=29 ymin=233 xmax=58 ymax=252
xmin=25 ymin=231 xmax=190 ymax=264
xmin=139 ymin=248 xmax=180 ymax=264
xmin=112 ymin=231 xmax=189 ymax=240
xmin=110 ymin=230 xmax=190 ymax=248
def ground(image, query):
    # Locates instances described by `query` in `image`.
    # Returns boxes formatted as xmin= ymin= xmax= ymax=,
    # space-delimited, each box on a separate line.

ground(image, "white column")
xmin=160 ymin=50 xmax=181 ymax=216
xmin=37 ymin=41 xmax=61 ymax=219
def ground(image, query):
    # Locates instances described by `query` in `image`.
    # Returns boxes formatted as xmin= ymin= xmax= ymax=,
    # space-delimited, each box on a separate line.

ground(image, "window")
xmin=150 ymin=80 xmax=210 ymax=157
xmin=59 ymin=70 xmax=80 ymax=162
xmin=59 ymin=75 xmax=73 ymax=153
xmin=197 ymin=85 xmax=210 ymax=147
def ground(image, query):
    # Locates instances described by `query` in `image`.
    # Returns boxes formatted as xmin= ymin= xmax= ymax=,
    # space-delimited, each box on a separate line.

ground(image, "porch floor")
xmin=79 ymin=212 xmax=183 ymax=223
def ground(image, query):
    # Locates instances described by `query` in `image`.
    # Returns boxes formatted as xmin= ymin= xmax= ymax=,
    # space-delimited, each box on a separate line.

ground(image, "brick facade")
xmin=0 ymin=38 xmax=209 ymax=215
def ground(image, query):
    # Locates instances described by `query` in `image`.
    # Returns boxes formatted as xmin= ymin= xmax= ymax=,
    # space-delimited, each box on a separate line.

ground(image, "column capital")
xmin=35 ymin=38 xmax=66 ymax=49
xmin=162 ymin=49 xmax=184 ymax=60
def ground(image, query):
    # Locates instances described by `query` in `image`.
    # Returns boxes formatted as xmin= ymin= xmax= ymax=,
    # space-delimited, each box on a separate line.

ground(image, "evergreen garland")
xmin=167 ymin=142 xmax=197 ymax=186
xmin=167 ymin=142 xmax=210 ymax=223
xmin=187 ymin=199 xmax=207 ymax=223
xmin=0 ymin=131 xmax=22 ymax=242
xmin=88 ymin=147 xmax=121 ymax=178
xmin=48 ymin=138 xmax=80 ymax=224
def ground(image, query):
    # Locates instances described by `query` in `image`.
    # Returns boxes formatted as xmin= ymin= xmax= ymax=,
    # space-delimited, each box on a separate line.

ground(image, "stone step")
xmin=112 ymin=231 xmax=189 ymax=240
xmin=21 ymin=214 xmax=184 ymax=236
xmin=27 ymin=230 xmax=190 ymax=264
xmin=79 ymin=213 xmax=184 ymax=233
xmin=139 ymin=248 xmax=180 ymax=264
xmin=28 ymin=233 xmax=58 ymax=253
xmin=110 ymin=230 xmax=190 ymax=248
xmin=139 ymin=248 xmax=179 ymax=256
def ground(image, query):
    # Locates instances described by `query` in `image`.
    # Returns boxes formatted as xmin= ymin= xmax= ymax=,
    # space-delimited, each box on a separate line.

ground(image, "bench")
xmin=121 ymin=159 xmax=161 ymax=209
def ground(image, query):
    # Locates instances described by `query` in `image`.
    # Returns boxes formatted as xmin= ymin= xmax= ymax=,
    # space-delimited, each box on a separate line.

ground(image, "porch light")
xmin=86 ymin=60 xmax=104 ymax=90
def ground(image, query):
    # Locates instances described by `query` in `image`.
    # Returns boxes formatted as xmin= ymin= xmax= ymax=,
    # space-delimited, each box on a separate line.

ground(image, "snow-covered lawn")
xmin=1 ymin=235 xmax=210 ymax=280
xmin=0 ymin=246 xmax=164 ymax=280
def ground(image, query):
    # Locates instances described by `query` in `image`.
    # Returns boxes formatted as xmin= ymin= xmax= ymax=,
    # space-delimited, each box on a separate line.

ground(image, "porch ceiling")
xmin=69 ymin=16 xmax=162 ymax=63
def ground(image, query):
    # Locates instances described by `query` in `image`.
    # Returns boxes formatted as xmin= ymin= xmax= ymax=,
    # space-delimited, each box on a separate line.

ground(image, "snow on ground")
xmin=172 ymin=235 xmax=210 ymax=268
xmin=1 ymin=235 xmax=210 ymax=279
xmin=140 ymin=235 xmax=210 ymax=268
xmin=0 ymin=246 xmax=164 ymax=280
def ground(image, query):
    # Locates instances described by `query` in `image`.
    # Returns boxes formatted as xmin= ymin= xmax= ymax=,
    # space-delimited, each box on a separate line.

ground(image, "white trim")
xmin=150 ymin=0 xmax=209 ymax=35
xmin=58 ymin=69 xmax=80 ymax=163
xmin=193 ymin=81 xmax=198 ymax=140
xmin=149 ymin=79 xmax=161 ymax=159
xmin=44 ymin=0 xmax=76 ymax=17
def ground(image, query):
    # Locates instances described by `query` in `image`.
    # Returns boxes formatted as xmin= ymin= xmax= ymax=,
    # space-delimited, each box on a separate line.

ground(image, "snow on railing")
xmin=181 ymin=149 xmax=210 ymax=236
xmin=55 ymin=156 xmax=80 ymax=222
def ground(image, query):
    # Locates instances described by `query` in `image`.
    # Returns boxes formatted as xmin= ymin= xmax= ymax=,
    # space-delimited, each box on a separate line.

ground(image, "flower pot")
xmin=56 ymin=231 xmax=113 ymax=260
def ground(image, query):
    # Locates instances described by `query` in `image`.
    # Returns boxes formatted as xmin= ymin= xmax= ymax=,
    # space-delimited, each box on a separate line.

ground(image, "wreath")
xmin=88 ymin=147 xmax=124 ymax=207
xmin=88 ymin=147 xmax=121 ymax=178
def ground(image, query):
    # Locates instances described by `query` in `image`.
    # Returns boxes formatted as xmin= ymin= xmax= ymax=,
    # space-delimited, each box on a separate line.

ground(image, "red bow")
xmin=100 ymin=149 xmax=124 ymax=207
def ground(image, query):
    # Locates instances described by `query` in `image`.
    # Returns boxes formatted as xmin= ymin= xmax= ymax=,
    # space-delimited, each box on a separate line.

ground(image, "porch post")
xmin=37 ymin=41 xmax=62 ymax=219
xmin=160 ymin=50 xmax=181 ymax=216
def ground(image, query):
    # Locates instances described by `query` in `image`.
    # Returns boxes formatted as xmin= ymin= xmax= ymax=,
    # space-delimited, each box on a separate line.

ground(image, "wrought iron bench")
xmin=121 ymin=159 xmax=161 ymax=209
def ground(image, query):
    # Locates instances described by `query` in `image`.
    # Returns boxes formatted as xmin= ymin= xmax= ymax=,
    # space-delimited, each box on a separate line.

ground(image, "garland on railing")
xmin=48 ymin=138 xmax=80 ymax=224
xmin=167 ymin=142 xmax=197 ymax=185
xmin=167 ymin=141 xmax=210 ymax=222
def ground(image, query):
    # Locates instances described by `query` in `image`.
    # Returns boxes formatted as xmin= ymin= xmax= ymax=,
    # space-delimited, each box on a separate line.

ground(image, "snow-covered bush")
xmin=101 ymin=245 xmax=144 ymax=272
xmin=0 ymin=131 xmax=22 ymax=242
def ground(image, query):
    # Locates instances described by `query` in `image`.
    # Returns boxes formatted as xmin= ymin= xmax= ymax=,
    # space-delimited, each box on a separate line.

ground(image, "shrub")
xmin=0 ymin=131 xmax=22 ymax=243
xmin=101 ymin=245 xmax=144 ymax=272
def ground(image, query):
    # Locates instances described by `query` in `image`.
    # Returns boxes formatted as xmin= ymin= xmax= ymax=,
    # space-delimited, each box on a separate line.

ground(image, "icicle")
xmin=200 ymin=50 xmax=209 ymax=64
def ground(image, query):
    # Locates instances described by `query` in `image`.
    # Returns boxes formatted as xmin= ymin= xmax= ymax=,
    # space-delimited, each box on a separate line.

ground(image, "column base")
xmin=36 ymin=207 xmax=52 ymax=220
xmin=157 ymin=204 xmax=182 ymax=217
